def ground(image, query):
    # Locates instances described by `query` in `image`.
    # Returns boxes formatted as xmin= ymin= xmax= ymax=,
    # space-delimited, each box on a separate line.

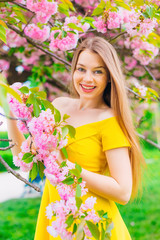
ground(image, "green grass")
xmin=0 ymin=198 xmax=40 ymax=240
xmin=118 ymin=140 xmax=160 ymax=240
xmin=0 ymin=139 xmax=159 ymax=240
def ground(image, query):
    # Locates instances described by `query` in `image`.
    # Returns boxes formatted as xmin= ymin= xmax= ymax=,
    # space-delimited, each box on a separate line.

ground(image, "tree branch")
xmin=0 ymin=139 xmax=12 ymax=142
xmin=0 ymin=143 xmax=15 ymax=151
xmin=6 ymin=23 xmax=71 ymax=67
xmin=137 ymin=133 xmax=160 ymax=150
xmin=0 ymin=155 xmax=41 ymax=192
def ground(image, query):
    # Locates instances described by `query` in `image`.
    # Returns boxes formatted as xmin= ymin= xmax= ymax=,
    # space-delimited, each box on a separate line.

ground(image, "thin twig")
xmin=0 ymin=112 xmax=28 ymax=121
xmin=0 ymin=139 xmax=12 ymax=142
xmin=137 ymin=133 xmax=160 ymax=150
xmin=0 ymin=143 xmax=15 ymax=151
xmin=109 ymin=31 xmax=127 ymax=42
xmin=0 ymin=155 xmax=41 ymax=192
xmin=144 ymin=65 xmax=156 ymax=81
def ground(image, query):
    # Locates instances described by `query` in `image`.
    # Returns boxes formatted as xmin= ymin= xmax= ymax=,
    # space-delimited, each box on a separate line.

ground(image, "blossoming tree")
xmin=0 ymin=0 xmax=160 ymax=238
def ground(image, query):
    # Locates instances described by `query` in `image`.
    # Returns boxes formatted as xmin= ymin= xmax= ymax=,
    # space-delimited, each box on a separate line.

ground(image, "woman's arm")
xmin=81 ymin=147 xmax=132 ymax=205
xmin=6 ymin=111 xmax=26 ymax=157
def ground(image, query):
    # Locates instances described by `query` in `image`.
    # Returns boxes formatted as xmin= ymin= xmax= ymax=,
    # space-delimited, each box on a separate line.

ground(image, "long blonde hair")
xmin=71 ymin=36 xmax=146 ymax=199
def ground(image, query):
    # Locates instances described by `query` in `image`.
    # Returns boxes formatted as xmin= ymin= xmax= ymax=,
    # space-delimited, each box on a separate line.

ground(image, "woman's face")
xmin=73 ymin=49 xmax=108 ymax=101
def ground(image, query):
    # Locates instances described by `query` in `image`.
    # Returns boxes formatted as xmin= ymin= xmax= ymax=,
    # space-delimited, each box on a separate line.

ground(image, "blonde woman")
xmin=8 ymin=36 xmax=145 ymax=239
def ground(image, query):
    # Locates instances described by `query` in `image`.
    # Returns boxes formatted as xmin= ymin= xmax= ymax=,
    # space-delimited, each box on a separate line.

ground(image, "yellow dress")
xmin=34 ymin=116 xmax=132 ymax=240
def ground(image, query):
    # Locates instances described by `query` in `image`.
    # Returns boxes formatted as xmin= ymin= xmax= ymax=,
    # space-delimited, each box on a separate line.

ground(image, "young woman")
xmin=8 ymin=36 xmax=145 ymax=239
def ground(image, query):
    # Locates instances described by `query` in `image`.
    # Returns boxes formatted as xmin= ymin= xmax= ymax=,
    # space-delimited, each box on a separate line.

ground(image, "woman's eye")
xmin=94 ymin=70 xmax=103 ymax=74
xmin=77 ymin=68 xmax=85 ymax=72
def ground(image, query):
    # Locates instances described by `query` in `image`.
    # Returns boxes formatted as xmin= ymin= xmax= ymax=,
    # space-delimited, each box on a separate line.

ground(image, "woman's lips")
xmin=80 ymin=84 xmax=96 ymax=93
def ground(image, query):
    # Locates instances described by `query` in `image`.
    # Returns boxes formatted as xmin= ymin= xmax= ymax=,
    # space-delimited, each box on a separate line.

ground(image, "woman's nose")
xmin=83 ymin=70 xmax=93 ymax=82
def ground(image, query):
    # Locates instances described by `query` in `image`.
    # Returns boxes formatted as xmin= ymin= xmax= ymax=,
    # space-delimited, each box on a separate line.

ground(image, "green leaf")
xmin=65 ymin=125 xmax=76 ymax=138
xmin=41 ymin=99 xmax=55 ymax=114
xmin=75 ymin=162 xmax=82 ymax=174
xmin=26 ymin=93 xmax=35 ymax=104
xmin=70 ymin=169 xmax=80 ymax=178
xmin=58 ymin=3 xmax=69 ymax=17
xmin=76 ymin=219 xmax=85 ymax=240
xmin=72 ymin=223 xmax=77 ymax=235
xmin=63 ymin=113 xmax=70 ymax=121
xmin=76 ymin=197 xmax=82 ymax=210
xmin=92 ymin=7 xmax=104 ymax=16
xmin=30 ymin=87 xmax=39 ymax=93
xmin=148 ymin=88 xmax=159 ymax=98
xmin=60 ymin=0 xmax=75 ymax=11
xmin=146 ymin=5 xmax=156 ymax=19
xmin=54 ymin=107 xmax=61 ymax=123
xmin=36 ymin=91 xmax=47 ymax=99
xmin=97 ymin=210 xmax=104 ymax=218
xmin=29 ymin=162 xmax=38 ymax=182
xmin=33 ymin=98 xmax=41 ymax=117
xmin=62 ymin=126 xmax=69 ymax=138
xmin=101 ymin=222 xmax=105 ymax=240
xmin=102 ymin=212 xmax=108 ymax=219
xmin=14 ymin=10 xmax=27 ymax=24
xmin=115 ymin=0 xmax=131 ymax=11
xmin=22 ymin=152 xmax=34 ymax=163
xmin=60 ymin=160 xmax=67 ymax=168
xmin=54 ymin=32 xmax=60 ymax=39
xmin=86 ymin=221 xmax=100 ymax=239
xmin=61 ymin=147 xmax=68 ymax=159
xmin=67 ymin=23 xmax=84 ymax=32
xmin=62 ymin=176 xmax=74 ymax=185
xmin=65 ymin=214 xmax=74 ymax=228
xmin=0 ymin=25 xmax=6 ymax=35
xmin=19 ymin=86 xmax=29 ymax=94
xmin=0 ymin=32 xmax=7 ymax=44
xmin=0 ymin=74 xmax=9 ymax=114
xmin=0 ymin=81 xmax=22 ymax=103
xmin=62 ymin=30 xmax=67 ymax=38
xmin=76 ymin=184 xmax=81 ymax=198
xmin=38 ymin=161 xmax=45 ymax=181
xmin=78 ymin=177 xmax=82 ymax=183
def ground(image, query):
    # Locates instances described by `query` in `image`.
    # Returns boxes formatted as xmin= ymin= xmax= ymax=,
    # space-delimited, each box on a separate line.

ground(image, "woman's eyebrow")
xmin=77 ymin=63 xmax=105 ymax=69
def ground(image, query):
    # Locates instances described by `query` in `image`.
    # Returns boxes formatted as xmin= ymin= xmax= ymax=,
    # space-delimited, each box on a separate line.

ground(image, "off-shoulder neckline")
xmin=74 ymin=116 xmax=116 ymax=130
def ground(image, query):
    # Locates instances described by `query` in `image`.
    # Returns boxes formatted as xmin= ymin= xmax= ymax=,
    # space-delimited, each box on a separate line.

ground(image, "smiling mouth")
xmin=80 ymin=84 xmax=96 ymax=90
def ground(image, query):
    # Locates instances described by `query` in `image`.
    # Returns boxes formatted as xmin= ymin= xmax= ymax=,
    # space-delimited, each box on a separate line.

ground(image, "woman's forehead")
xmin=77 ymin=49 xmax=106 ymax=67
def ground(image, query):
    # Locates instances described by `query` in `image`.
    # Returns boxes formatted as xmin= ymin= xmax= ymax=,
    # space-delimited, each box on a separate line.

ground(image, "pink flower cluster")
xmin=49 ymin=30 xmax=79 ymax=51
xmin=26 ymin=0 xmax=58 ymax=23
xmin=46 ymin=196 xmax=100 ymax=239
xmin=93 ymin=16 xmax=107 ymax=33
xmin=6 ymin=30 xmax=27 ymax=48
xmin=75 ymin=0 xmax=97 ymax=9
xmin=24 ymin=24 xmax=50 ymax=42
xmin=107 ymin=11 xmax=122 ymax=29
xmin=8 ymin=82 xmax=33 ymax=134
xmin=134 ymin=82 xmax=148 ymax=97
xmin=125 ymin=38 xmax=159 ymax=65
xmin=64 ymin=16 xmax=90 ymax=32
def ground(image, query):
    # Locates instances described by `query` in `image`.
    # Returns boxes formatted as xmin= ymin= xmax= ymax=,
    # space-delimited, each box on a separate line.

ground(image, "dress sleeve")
xmin=101 ymin=117 xmax=131 ymax=152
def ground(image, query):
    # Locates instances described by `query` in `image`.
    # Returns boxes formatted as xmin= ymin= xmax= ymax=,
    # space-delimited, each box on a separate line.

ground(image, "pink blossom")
xmin=93 ymin=16 xmax=107 ymax=33
xmin=24 ymin=24 xmax=50 ymax=42
xmin=135 ymin=82 xmax=148 ymax=97
xmin=46 ymin=203 xmax=53 ymax=220
xmin=50 ymin=30 xmax=79 ymax=51
xmin=107 ymin=11 xmax=122 ymax=29
xmin=133 ymin=67 xmax=146 ymax=77
xmin=13 ymin=153 xmax=33 ymax=172
xmin=124 ymin=56 xmax=137 ymax=70
xmin=27 ymin=0 xmax=58 ymax=23
xmin=0 ymin=60 xmax=10 ymax=71
xmin=138 ymin=18 xmax=157 ymax=37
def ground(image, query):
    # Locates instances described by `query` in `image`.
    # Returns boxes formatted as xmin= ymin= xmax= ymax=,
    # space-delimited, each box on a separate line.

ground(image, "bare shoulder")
xmin=52 ymin=97 xmax=74 ymax=112
xmin=98 ymin=107 xmax=115 ymax=121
